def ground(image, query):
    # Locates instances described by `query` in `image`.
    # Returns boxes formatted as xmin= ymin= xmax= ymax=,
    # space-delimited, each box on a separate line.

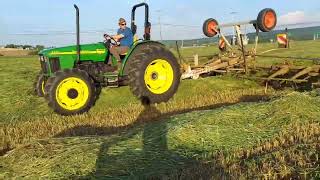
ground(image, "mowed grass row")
xmin=1 ymin=40 xmax=319 ymax=154
xmin=1 ymin=92 xmax=319 ymax=179
xmin=0 ymin=55 xmax=270 ymax=153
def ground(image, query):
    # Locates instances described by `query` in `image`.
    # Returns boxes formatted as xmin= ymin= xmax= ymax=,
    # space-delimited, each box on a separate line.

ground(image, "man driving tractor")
xmin=108 ymin=18 xmax=134 ymax=71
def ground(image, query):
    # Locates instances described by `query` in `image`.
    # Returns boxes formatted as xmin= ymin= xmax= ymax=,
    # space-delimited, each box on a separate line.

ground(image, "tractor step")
xmin=105 ymin=74 xmax=119 ymax=87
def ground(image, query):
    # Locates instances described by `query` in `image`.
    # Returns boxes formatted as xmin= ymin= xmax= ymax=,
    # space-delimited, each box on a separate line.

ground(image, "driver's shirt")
xmin=117 ymin=27 xmax=133 ymax=47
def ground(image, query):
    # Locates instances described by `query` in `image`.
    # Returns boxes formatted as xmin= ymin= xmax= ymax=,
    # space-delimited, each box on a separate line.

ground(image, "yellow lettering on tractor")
xmin=49 ymin=49 xmax=106 ymax=56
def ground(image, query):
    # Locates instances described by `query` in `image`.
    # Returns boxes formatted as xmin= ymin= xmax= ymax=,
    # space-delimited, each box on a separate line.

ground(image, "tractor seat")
xmin=119 ymin=53 xmax=127 ymax=60
xmin=119 ymin=35 xmax=139 ymax=57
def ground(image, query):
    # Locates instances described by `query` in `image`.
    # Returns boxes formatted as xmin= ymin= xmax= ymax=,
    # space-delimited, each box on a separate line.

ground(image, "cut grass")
xmin=1 ymin=92 xmax=319 ymax=179
xmin=1 ymin=55 xmax=272 ymax=154
xmin=0 ymin=40 xmax=319 ymax=178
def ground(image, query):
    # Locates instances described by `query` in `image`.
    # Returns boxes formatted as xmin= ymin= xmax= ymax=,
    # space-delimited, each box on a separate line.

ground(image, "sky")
xmin=0 ymin=0 xmax=319 ymax=46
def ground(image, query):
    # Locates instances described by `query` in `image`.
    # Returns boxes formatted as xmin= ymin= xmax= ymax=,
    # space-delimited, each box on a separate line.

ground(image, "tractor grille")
xmin=49 ymin=58 xmax=61 ymax=73
xmin=39 ymin=55 xmax=49 ymax=74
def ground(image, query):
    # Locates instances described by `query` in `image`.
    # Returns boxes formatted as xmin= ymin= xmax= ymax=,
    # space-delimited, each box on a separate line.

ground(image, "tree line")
xmin=4 ymin=44 xmax=45 ymax=50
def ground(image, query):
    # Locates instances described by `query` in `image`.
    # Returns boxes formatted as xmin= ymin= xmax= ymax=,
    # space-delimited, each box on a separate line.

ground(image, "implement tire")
xmin=256 ymin=8 xmax=277 ymax=32
xmin=44 ymin=68 xmax=97 ymax=116
xmin=203 ymin=18 xmax=219 ymax=37
xmin=128 ymin=43 xmax=181 ymax=104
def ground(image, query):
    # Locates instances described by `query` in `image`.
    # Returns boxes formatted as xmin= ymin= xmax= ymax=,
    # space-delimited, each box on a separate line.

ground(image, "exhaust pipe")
xmin=74 ymin=4 xmax=80 ymax=64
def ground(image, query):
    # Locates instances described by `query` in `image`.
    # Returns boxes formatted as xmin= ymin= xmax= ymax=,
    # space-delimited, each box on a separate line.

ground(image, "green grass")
xmin=0 ymin=54 xmax=269 ymax=154
xmin=0 ymin=40 xmax=319 ymax=179
xmin=1 ymin=92 xmax=319 ymax=179
xmin=0 ymin=55 xmax=260 ymax=124
xmin=172 ymin=40 xmax=320 ymax=66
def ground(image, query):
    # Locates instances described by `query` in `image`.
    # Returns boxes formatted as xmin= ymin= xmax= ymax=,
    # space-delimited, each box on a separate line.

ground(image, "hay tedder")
xmin=182 ymin=9 xmax=320 ymax=90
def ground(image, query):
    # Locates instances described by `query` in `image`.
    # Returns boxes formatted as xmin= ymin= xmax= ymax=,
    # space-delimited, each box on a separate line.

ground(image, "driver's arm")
xmin=112 ymin=34 xmax=124 ymax=41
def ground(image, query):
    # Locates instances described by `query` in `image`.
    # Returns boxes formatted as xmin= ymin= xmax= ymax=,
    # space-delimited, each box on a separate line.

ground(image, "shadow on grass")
xmin=56 ymin=95 xmax=270 ymax=138
xmin=55 ymin=95 xmax=270 ymax=179
xmin=90 ymin=105 xmax=193 ymax=178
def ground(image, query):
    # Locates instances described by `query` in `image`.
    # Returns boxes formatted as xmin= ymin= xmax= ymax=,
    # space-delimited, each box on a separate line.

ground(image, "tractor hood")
xmin=39 ymin=43 xmax=108 ymax=60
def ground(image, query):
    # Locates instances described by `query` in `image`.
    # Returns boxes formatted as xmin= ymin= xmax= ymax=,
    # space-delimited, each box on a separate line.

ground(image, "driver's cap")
xmin=119 ymin=18 xmax=126 ymax=24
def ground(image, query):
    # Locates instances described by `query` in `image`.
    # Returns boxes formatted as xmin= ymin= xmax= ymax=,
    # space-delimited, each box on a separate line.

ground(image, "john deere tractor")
xmin=34 ymin=3 xmax=181 ymax=116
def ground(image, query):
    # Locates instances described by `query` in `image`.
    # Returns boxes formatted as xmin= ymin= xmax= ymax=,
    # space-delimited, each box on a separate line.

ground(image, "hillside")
xmin=162 ymin=26 xmax=320 ymax=48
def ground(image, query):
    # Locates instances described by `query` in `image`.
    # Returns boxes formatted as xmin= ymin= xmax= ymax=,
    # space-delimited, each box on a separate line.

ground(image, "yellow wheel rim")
xmin=55 ymin=77 xmax=89 ymax=111
xmin=41 ymin=80 xmax=45 ymax=95
xmin=144 ymin=59 xmax=174 ymax=94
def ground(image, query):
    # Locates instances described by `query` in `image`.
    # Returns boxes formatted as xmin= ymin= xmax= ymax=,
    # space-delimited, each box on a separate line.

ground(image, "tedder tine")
xmin=268 ymin=66 xmax=290 ymax=79
xmin=290 ymin=67 xmax=313 ymax=80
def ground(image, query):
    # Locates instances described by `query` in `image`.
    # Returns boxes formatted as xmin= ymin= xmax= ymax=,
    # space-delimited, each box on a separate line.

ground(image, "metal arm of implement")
xmin=217 ymin=20 xmax=257 ymax=28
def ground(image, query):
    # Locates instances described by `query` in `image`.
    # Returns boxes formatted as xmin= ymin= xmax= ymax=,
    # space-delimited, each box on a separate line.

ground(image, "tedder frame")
xmin=181 ymin=8 xmax=320 ymax=90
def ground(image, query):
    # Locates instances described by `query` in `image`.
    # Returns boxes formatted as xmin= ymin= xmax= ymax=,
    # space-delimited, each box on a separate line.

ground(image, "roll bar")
xmin=131 ymin=3 xmax=151 ymax=40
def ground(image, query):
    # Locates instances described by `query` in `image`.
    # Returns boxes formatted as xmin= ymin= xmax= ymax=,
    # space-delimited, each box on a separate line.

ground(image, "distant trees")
xmin=35 ymin=45 xmax=45 ymax=50
xmin=5 ymin=44 xmax=17 ymax=48
xmin=4 ymin=44 xmax=45 ymax=50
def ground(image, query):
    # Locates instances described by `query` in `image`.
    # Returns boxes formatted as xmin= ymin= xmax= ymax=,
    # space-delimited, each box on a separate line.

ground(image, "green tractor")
xmin=34 ymin=3 xmax=181 ymax=116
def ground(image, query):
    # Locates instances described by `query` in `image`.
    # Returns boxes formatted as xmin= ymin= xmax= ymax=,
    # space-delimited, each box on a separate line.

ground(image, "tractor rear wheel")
xmin=34 ymin=71 xmax=46 ymax=97
xmin=128 ymin=44 xmax=181 ymax=104
xmin=44 ymin=69 xmax=97 ymax=116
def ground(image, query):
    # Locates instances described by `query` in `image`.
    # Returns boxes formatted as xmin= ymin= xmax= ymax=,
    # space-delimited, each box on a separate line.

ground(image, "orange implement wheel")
xmin=256 ymin=8 xmax=277 ymax=32
xmin=203 ymin=18 xmax=219 ymax=37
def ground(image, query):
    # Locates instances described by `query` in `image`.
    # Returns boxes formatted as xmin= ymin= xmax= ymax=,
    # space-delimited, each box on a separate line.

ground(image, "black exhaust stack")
xmin=74 ymin=4 xmax=80 ymax=64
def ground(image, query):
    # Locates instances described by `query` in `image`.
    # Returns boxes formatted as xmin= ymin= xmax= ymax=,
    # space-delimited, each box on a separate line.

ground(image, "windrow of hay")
xmin=1 ymin=88 xmax=271 ymax=155
xmin=1 ymin=92 xmax=319 ymax=179
xmin=175 ymin=122 xmax=320 ymax=179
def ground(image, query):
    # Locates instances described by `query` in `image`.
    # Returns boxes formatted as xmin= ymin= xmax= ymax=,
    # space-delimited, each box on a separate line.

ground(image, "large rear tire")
xmin=44 ymin=69 xmax=97 ymax=116
xmin=128 ymin=44 xmax=181 ymax=104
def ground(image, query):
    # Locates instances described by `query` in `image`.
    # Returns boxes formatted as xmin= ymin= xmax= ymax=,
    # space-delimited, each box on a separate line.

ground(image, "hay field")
xmin=0 ymin=40 xmax=319 ymax=179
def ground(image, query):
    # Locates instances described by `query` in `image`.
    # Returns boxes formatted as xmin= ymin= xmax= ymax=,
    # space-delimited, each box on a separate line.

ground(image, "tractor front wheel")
xmin=128 ymin=44 xmax=181 ymax=104
xmin=34 ymin=71 xmax=46 ymax=97
xmin=44 ymin=69 xmax=97 ymax=116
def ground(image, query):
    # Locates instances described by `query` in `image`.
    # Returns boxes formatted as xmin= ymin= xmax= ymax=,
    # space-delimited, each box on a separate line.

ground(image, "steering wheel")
xmin=103 ymin=34 xmax=119 ymax=47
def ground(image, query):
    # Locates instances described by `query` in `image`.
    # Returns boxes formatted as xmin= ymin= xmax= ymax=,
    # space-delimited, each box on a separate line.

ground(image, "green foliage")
xmin=4 ymin=44 xmax=45 ymax=50
xmin=5 ymin=44 xmax=17 ymax=48
xmin=35 ymin=45 xmax=45 ymax=51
